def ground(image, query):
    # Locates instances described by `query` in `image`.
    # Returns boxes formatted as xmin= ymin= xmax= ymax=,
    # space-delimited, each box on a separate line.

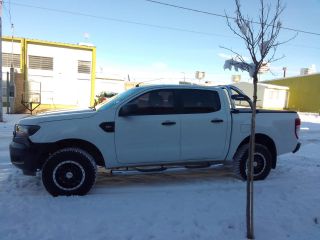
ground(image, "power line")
xmin=146 ymin=0 xmax=227 ymax=19
xmin=145 ymin=0 xmax=320 ymax=36
xmin=2 ymin=2 xmax=11 ymax=23
xmin=3 ymin=1 xmax=320 ymax=51
xmin=3 ymin=1 xmax=16 ymax=63
xmin=6 ymin=1 xmax=320 ymax=38
xmin=5 ymin=1 xmax=233 ymax=38
xmin=6 ymin=0 xmax=12 ymax=25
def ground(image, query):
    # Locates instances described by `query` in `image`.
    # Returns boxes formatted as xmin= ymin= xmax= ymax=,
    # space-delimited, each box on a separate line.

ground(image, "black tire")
xmin=42 ymin=148 xmax=97 ymax=196
xmin=233 ymin=143 xmax=272 ymax=180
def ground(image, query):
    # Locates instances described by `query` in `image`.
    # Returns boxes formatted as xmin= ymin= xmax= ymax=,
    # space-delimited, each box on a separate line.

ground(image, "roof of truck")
xmin=134 ymin=84 xmax=222 ymax=90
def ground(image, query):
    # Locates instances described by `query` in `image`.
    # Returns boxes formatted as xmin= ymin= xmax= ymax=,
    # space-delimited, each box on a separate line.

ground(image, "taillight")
xmin=295 ymin=118 xmax=301 ymax=139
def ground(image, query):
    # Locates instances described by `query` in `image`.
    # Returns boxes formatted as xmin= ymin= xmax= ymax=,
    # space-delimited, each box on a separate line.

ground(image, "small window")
xmin=29 ymin=55 xmax=53 ymax=70
xmin=179 ymin=89 xmax=221 ymax=114
xmin=78 ymin=60 xmax=91 ymax=74
xmin=2 ymin=53 xmax=21 ymax=68
xmin=123 ymin=90 xmax=176 ymax=115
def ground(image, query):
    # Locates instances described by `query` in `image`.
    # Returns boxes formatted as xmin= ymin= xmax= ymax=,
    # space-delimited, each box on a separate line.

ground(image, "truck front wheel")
xmin=42 ymin=148 xmax=97 ymax=196
xmin=233 ymin=143 xmax=272 ymax=180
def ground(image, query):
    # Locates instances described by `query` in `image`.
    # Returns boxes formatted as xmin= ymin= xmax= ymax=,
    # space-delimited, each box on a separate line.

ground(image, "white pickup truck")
xmin=10 ymin=85 xmax=301 ymax=196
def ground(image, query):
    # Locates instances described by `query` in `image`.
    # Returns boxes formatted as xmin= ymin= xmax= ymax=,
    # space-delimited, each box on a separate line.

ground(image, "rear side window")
xmin=179 ymin=89 xmax=221 ymax=114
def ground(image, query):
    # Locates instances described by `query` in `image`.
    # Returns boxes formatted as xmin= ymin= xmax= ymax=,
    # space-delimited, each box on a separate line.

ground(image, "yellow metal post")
xmin=22 ymin=38 xmax=27 ymax=82
xmin=90 ymin=47 xmax=96 ymax=106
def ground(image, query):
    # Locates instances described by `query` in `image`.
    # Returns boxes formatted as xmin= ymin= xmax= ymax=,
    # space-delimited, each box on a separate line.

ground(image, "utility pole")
xmin=283 ymin=67 xmax=287 ymax=78
xmin=0 ymin=0 xmax=3 ymax=122
xmin=181 ymin=72 xmax=186 ymax=82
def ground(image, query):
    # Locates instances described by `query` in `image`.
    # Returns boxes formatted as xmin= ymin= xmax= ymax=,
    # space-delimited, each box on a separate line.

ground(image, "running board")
xmin=135 ymin=166 xmax=167 ymax=172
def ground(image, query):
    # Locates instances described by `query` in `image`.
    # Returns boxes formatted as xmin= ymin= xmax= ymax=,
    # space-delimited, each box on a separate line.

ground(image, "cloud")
xmin=218 ymin=53 xmax=233 ymax=59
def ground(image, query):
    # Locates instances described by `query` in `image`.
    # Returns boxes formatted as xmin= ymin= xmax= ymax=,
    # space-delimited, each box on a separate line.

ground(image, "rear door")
xmin=178 ymin=89 xmax=229 ymax=161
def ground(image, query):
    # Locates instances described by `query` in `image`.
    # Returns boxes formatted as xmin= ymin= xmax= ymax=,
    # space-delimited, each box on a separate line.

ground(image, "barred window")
xmin=2 ymin=53 xmax=21 ymax=68
xmin=29 ymin=55 xmax=53 ymax=70
xmin=78 ymin=60 xmax=91 ymax=74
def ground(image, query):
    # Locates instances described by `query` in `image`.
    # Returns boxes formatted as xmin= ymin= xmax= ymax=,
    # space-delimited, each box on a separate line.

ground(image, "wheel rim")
xmin=246 ymin=152 xmax=267 ymax=177
xmin=53 ymin=161 xmax=85 ymax=191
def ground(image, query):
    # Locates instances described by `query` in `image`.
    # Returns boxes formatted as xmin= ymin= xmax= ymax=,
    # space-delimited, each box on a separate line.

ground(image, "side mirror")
xmin=119 ymin=103 xmax=138 ymax=117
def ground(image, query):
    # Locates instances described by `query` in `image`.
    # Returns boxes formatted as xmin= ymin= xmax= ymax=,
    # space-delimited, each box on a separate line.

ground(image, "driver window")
xmin=127 ymin=90 xmax=176 ymax=115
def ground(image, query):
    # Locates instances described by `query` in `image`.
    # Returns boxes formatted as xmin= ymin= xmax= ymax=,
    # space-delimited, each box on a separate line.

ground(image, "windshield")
xmin=96 ymin=87 xmax=142 ymax=111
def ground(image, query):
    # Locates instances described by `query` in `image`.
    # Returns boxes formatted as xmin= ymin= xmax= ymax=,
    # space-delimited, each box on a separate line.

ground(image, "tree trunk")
xmin=246 ymin=74 xmax=258 ymax=239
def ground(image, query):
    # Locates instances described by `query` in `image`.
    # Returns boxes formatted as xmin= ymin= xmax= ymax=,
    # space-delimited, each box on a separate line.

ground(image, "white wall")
xmin=232 ymin=82 xmax=289 ymax=109
xmin=2 ymin=41 xmax=22 ymax=73
xmin=27 ymin=44 xmax=92 ymax=107
xmin=262 ymin=88 xmax=288 ymax=109
xmin=2 ymin=41 xmax=21 ymax=55
xmin=2 ymin=41 xmax=22 ymax=100
xmin=95 ymin=79 xmax=125 ymax=95
xmin=231 ymin=82 xmax=263 ymax=107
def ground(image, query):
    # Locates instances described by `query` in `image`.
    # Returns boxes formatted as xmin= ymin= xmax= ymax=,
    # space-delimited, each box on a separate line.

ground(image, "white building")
xmin=232 ymin=82 xmax=289 ymax=110
xmin=2 ymin=37 xmax=96 ymax=112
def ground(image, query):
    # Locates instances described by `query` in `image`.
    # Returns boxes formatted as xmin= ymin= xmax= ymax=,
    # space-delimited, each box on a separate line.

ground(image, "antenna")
xmin=10 ymin=23 xmax=14 ymax=67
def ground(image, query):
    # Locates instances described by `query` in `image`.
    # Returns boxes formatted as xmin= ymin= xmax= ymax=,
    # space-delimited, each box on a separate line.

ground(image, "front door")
xmin=115 ymin=89 xmax=180 ymax=164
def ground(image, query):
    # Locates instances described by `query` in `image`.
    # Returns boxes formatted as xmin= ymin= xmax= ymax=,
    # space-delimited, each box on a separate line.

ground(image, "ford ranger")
xmin=10 ymin=85 xmax=301 ymax=196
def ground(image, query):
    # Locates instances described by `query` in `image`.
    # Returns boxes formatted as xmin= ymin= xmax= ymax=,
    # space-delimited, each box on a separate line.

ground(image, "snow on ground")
xmin=0 ymin=113 xmax=319 ymax=240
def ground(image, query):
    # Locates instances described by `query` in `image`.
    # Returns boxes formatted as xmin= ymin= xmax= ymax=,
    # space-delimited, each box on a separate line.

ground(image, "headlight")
xmin=14 ymin=124 xmax=40 ymax=137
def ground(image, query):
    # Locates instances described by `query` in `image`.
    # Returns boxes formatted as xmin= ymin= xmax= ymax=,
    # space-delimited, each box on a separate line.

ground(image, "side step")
xmin=135 ymin=166 xmax=167 ymax=172
xmin=184 ymin=162 xmax=211 ymax=169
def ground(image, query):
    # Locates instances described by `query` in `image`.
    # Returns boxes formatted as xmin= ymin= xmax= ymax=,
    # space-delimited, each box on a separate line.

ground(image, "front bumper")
xmin=292 ymin=142 xmax=301 ymax=153
xmin=10 ymin=137 xmax=53 ymax=175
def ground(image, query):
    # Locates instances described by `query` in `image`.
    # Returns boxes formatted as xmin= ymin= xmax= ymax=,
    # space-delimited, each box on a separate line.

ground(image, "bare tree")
xmin=222 ymin=0 xmax=294 ymax=239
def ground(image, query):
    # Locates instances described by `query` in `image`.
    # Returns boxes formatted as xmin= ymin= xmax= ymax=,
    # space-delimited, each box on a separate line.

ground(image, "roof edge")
xmin=2 ymin=36 xmax=95 ymax=51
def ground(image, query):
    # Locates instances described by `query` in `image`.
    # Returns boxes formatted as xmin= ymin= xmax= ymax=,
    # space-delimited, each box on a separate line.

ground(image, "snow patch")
xmin=1 ymin=113 xmax=320 ymax=239
xmin=224 ymin=58 xmax=255 ymax=77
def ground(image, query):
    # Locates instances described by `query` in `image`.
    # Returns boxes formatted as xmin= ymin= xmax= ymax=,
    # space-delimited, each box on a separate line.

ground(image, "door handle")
xmin=162 ymin=121 xmax=176 ymax=126
xmin=211 ymin=119 xmax=224 ymax=123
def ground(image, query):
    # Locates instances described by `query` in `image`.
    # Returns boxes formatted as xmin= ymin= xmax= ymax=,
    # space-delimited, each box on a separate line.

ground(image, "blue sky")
xmin=2 ymin=0 xmax=320 ymax=83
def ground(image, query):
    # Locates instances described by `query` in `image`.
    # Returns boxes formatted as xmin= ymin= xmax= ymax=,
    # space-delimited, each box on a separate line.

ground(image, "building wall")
xmin=27 ymin=43 xmax=92 ymax=106
xmin=95 ymin=78 xmax=125 ymax=95
xmin=13 ymin=73 xmax=26 ymax=113
xmin=232 ymin=82 xmax=289 ymax=110
xmin=232 ymin=82 xmax=265 ymax=107
xmin=267 ymin=73 xmax=320 ymax=113
xmin=2 ymin=41 xmax=22 ymax=72
xmin=2 ymin=40 xmax=22 ymax=110
xmin=262 ymin=88 xmax=288 ymax=109
xmin=2 ymin=37 xmax=96 ymax=113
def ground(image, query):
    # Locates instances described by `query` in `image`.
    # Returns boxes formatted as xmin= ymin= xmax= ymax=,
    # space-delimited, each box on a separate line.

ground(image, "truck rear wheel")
xmin=233 ymin=143 xmax=272 ymax=180
xmin=42 ymin=148 xmax=97 ymax=196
